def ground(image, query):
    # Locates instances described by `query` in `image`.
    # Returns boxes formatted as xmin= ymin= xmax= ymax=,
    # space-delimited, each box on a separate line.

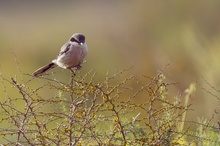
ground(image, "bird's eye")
xmin=70 ymin=37 xmax=77 ymax=42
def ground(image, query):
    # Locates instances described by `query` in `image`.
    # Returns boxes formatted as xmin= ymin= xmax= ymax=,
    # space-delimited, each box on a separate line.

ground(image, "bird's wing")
xmin=58 ymin=43 xmax=71 ymax=56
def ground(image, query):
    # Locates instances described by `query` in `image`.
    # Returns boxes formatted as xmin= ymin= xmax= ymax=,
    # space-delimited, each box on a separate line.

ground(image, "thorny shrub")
xmin=0 ymin=66 xmax=220 ymax=146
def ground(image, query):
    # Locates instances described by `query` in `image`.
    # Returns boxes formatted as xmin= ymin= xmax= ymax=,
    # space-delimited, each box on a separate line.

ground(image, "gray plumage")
xmin=33 ymin=33 xmax=88 ymax=77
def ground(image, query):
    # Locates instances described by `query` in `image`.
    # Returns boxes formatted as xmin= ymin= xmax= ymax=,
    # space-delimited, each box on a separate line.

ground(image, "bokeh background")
xmin=1 ymin=0 xmax=220 ymax=122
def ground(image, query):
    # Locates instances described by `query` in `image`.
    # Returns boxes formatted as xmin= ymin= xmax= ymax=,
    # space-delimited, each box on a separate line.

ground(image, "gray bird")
xmin=33 ymin=33 xmax=88 ymax=77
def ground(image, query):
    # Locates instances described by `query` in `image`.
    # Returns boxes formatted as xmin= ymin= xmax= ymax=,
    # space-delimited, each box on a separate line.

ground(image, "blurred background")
xmin=1 ymin=0 xmax=220 ymax=121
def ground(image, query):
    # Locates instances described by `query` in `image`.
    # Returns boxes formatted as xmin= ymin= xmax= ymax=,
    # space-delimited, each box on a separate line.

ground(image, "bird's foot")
xmin=69 ymin=65 xmax=82 ymax=77
xmin=69 ymin=69 xmax=76 ymax=77
xmin=76 ymin=65 xmax=82 ymax=70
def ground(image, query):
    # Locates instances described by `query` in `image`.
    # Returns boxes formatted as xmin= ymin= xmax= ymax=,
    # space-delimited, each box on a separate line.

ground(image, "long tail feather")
xmin=33 ymin=63 xmax=57 ymax=77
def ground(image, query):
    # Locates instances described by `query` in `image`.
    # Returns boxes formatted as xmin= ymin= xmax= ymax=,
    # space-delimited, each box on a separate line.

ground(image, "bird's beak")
xmin=80 ymin=42 xmax=84 ymax=46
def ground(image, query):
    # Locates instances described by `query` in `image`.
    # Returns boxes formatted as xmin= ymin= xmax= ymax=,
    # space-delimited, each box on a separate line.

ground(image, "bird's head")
xmin=70 ymin=33 xmax=85 ymax=45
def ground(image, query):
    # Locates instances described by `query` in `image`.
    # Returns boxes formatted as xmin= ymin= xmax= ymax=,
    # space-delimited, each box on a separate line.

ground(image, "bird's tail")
xmin=33 ymin=63 xmax=57 ymax=77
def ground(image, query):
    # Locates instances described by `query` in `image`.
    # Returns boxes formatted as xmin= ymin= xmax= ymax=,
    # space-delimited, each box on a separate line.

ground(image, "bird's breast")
xmin=55 ymin=44 xmax=87 ymax=69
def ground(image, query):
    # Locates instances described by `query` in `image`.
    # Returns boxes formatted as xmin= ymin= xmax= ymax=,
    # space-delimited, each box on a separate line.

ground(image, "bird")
xmin=32 ymin=33 xmax=88 ymax=77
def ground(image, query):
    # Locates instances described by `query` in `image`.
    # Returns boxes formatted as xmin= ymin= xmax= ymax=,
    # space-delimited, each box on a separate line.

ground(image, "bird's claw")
xmin=69 ymin=69 xmax=76 ymax=77
xmin=76 ymin=65 xmax=82 ymax=70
